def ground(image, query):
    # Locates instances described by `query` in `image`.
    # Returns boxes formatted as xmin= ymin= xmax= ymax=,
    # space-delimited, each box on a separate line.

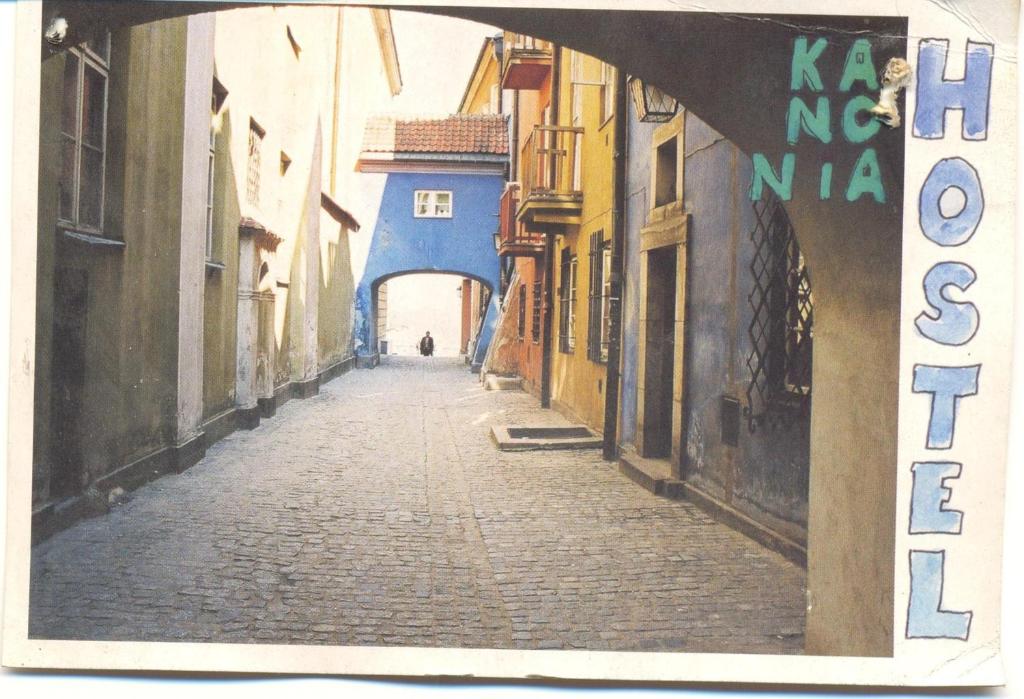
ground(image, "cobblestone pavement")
xmin=29 ymin=357 xmax=806 ymax=653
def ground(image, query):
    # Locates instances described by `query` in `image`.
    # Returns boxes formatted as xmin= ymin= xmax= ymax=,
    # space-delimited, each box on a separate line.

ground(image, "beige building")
xmin=32 ymin=6 xmax=401 ymax=537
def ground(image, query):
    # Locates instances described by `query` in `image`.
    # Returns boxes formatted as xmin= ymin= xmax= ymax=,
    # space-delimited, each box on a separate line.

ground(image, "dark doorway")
xmin=641 ymin=246 xmax=677 ymax=458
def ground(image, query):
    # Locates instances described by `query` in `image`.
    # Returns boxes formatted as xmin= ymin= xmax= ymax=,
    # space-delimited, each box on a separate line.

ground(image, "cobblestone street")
xmin=30 ymin=357 xmax=805 ymax=653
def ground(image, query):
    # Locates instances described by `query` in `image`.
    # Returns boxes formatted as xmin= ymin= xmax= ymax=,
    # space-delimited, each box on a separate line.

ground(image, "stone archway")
xmin=30 ymin=1 xmax=909 ymax=657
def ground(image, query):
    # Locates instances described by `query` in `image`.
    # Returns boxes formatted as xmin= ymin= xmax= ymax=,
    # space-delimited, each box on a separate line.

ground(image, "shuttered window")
xmin=558 ymin=248 xmax=578 ymax=353
xmin=517 ymin=284 xmax=527 ymax=340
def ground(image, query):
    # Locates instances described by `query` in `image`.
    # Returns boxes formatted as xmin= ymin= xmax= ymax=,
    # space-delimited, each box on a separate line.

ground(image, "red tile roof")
xmin=362 ymin=114 xmax=509 ymax=156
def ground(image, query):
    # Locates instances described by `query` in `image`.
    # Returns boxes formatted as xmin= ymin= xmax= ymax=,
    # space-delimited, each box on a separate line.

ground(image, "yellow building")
xmin=547 ymin=48 xmax=618 ymax=431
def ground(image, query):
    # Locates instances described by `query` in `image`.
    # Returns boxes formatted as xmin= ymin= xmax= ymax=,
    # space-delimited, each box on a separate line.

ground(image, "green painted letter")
xmin=751 ymin=153 xmax=795 ymax=201
xmin=846 ymin=148 xmax=885 ymax=203
xmin=839 ymin=39 xmax=879 ymax=91
xmin=842 ymin=95 xmax=882 ymax=143
xmin=820 ymin=163 xmax=833 ymax=200
xmin=787 ymin=96 xmax=832 ymax=145
xmin=791 ymin=37 xmax=828 ymax=91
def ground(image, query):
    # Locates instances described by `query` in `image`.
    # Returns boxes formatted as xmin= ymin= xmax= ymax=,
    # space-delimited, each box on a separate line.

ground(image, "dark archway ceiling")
xmin=43 ymin=1 xmax=909 ymax=277
xmin=43 ymin=3 xmax=906 ymax=162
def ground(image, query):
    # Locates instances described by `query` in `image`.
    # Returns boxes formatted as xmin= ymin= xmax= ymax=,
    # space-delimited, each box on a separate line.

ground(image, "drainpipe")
xmin=539 ymin=46 xmax=562 ymax=410
xmin=602 ymin=68 xmax=628 ymax=461
xmin=540 ymin=230 xmax=555 ymax=408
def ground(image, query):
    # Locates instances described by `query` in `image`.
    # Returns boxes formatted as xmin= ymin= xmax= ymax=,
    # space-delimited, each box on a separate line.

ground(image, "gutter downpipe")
xmin=602 ymin=68 xmax=628 ymax=460
xmin=540 ymin=46 xmax=561 ymax=410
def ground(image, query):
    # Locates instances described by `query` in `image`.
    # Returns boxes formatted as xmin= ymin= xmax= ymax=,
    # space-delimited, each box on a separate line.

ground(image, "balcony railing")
xmin=519 ymin=125 xmax=584 ymax=208
xmin=497 ymin=185 xmax=544 ymax=257
xmin=501 ymin=33 xmax=553 ymax=90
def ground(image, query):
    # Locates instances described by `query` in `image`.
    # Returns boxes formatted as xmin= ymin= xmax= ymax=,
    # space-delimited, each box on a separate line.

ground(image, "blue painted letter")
xmin=919 ymin=158 xmax=984 ymax=247
xmin=910 ymin=462 xmax=963 ymax=534
xmin=915 ymin=262 xmax=979 ymax=346
xmin=907 ymin=551 xmax=971 ymax=640
xmin=912 ymin=364 xmax=980 ymax=450
xmin=913 ymin=39 xmax=994 ymax=140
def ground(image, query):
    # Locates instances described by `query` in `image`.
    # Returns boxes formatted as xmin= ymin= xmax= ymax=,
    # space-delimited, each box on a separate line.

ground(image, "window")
xmin=414 ymin=190 xmax=453 ymax=218
xmin=246 ymin=118 xmax=265 ymax=207
xmin=517 ymin=284 xmax=527 ymax=340
xmin=745 ymin=194 xmax=813 ymax=432
xmin=531 ymin=280 xmax=543 ymax=343
xmin=570 ymin=50 xmax=583 ymax=126
xmin=587 ymin=231 xmax=612 ymax=363
xmin=654 ymin=137 xmax=679 ymax=208
xmin=59 ymin=33 xmax=110 ymax=232
xmin=600 ymin=62 xmax=615 ymax=123
xmin=558 ymin=248 xmax=578 ymax=353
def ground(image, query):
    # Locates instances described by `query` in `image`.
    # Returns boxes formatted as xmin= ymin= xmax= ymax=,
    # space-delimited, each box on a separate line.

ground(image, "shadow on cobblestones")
xmin=29 ymin=356 xmax=805 ymax=653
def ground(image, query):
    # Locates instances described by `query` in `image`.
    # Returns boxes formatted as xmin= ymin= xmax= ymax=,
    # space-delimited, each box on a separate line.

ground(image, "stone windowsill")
xmin=61 ymin=228 xmax=127 ymax=250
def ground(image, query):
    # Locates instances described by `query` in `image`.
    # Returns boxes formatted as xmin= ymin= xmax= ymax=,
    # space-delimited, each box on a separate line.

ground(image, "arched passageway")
xmin=33 ymin=1 xmax=908 ymax=657
xmin=362 ymin=270 xmax=498 ymax=367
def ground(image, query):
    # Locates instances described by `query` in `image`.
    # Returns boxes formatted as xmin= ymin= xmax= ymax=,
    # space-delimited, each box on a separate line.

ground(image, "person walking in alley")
xmin=419 ymin=331 xmax=435 ymax=357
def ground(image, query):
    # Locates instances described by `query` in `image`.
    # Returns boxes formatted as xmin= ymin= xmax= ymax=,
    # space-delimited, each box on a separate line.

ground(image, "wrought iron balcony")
xmin=497 ymin=185 xmax=544 ymax=258
xmin=517 ymin=125 xmax=584 ymax=227
xmin=501 ymin=33 xmax=553 ymax=90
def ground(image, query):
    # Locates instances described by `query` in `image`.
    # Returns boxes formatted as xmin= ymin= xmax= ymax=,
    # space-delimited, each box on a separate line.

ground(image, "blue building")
xmin=354 ymin=114 xmax=509 ymax=369
xmin=619 ymin=104 xmax=812 ymax=560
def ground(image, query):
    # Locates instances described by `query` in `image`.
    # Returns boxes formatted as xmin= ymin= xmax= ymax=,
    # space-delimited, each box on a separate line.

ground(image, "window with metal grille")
xmin=587 ymin=231 xmax=612 ymax=363
xmin=531 ymin=281 xmax=543 ymax=343
xmin=517 ymin=284 xmax=527 ymax=340
xmin=745 ymin=194 xmax=813 ymax=432
xmin=558 ymin=248 xmax=578 ymax=353
xmin=58 ymin=33 xmax=110 ymax=233
xmin=246 ymin=118 xmax=265 ymax=207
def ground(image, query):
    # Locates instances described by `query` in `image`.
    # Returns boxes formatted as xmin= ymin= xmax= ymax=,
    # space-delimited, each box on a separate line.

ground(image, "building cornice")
xmin=356 ymin=156 xmax=507 ymax=176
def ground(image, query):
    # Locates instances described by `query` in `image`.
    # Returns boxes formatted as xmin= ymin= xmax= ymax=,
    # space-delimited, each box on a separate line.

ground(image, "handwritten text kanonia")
xmin=754 ymin=36 xmax=995 ymax=642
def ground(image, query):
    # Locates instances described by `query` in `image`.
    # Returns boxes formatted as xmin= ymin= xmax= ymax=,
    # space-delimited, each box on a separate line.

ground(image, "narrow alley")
xmin=30 ymin=358 xmax=805 ymax=653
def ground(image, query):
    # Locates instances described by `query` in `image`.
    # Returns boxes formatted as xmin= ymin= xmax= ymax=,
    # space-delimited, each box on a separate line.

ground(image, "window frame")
xmin=205 ymin=93 xmax=218 ymax=261
xmin=58 ymin=35 xmax=111 ymax=235
xmin=587 ymin=231 xmax=612 ymax=364
xmin=413 ymin=190 xmax=454 ymax=219
xmin=600 ymin=62 xmax=616 ymax=125
xmin=570 ymin=50 xmax=583 ymax=127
